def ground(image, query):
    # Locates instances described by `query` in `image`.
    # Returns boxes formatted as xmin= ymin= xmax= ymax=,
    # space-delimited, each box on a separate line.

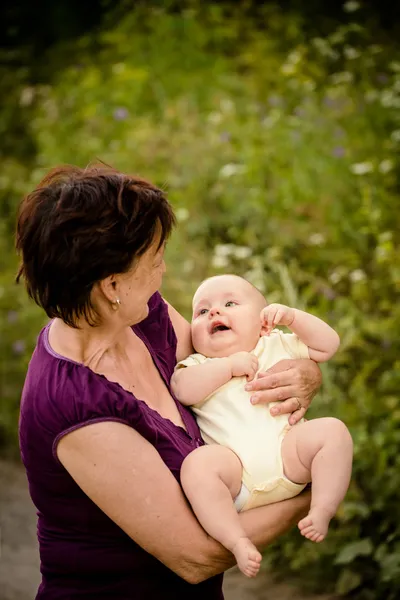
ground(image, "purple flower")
xmin=113 ymin=107 xmax=129 ymax=121
xmin=333 ymin=146 xmax=345 ymax=158
xmin=12 ymin=340 xmax=26 ymax=355
xmin=294 ymin=106 xmax=306 ymax=118
xmin=334 ymin=127 xmax=345 ymax=138
xmin=322 ymin=287 xmax=337 ymax=300
xmin=268 ymin=95 xmax=283 ymax=107
xmin=377 ymin=73 xmax=388 ymax=84
xmin=323 ymin=96 xmax=338 ymax=108
xmin=220 ymin=131 xmax=231 ymax=143
xmin=7 ymin=310 xmax=18 ymax=323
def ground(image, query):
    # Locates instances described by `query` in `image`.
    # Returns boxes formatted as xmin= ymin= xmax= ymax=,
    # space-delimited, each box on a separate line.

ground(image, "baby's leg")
xmin=181 ymin=445 xmax=262 ymax=577
xmin=281 ymin=417 xmax=353 ymax=543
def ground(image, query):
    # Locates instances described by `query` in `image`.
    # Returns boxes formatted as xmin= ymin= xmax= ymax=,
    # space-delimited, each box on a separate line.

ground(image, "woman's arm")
xmin=57 ymin=421 xmax=310 ymax=584
xmin=245 ymin=359 xmax=322 ymax=425
xmin=165 ymin=301 xmax=194 ymax=362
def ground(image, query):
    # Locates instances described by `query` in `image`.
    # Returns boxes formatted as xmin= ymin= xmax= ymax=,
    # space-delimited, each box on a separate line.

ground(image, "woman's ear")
xmin=98 ymin=275 xmax=118 ymax=303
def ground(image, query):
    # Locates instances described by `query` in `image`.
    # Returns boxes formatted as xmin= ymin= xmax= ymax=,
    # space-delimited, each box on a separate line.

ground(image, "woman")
xmin=17 ymin=165 xmax=321 ymax=599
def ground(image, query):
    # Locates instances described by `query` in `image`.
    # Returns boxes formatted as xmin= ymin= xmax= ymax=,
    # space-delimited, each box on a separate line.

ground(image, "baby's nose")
xmin=209 ymin=308 xmax=221 ymax=317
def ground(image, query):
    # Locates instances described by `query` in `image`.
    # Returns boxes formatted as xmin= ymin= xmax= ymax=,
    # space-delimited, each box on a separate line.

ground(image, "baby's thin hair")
xmin=194 ymin=274 xmax=267 ymax=308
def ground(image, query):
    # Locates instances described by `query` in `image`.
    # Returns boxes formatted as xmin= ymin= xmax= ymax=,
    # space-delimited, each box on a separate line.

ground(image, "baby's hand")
xmin=261 ymin=304 xmax=295 ymax=335
xmin=228 ymin=352 xmax=259 ymax=381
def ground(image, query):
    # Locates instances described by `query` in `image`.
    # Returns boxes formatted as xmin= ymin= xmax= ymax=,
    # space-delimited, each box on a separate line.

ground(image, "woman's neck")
xmin=48 ymin=317 xmax=134 ymax=369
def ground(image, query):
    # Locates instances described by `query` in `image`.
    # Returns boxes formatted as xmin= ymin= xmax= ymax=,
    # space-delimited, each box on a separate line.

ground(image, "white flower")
xmin=308 ymin=233 xmax=325 ymax=246
xmin=349 ymin=269 xmax=366 ymax=282
xmin=344 ymin=46 xmax=361 ymax=60
xmin=20 ymin=87 xmax=35 ymax=107
xmin=214 ymin=244 xmax=235 ymax=258
xmin=329 ymin=271 xmax=342 ymax=284
xmin=183 ymin=259 xmax=194 ymax=273
xmin=380 ymin=90 xmax=400 ymax=109
xmin=220 ymin=98 xmax=234 ymax=113
xmin=378 ymin=159 xmax=393 ymax=174
xmin=390 ymin=130 xmax=400 ymax=143
xmin=212 ymin=255 xmax=230 ymax=269
xmin=343 ymin=1 xmax=360 ymax=13
xmin=112 ymin=63 xmax=126 ymax=74
xmin=232 ymin=246 xmax=252 ymax=260
xmin=312 ymin=38 xmax=339 ymax=60
xmin=350 ymin=162 xmax=374 ymax=175
xmin=219 ymin=163 xmax=246 ymax=178
xmin=331 ymin=71 xmax=354 ymax=85
xmin=175 ymin=207 xmax=189 ymax=222
xmin=208 ymin=112 xmax=223 ymax=125
xmin=281 ymin=63 xmax=296 ymax=76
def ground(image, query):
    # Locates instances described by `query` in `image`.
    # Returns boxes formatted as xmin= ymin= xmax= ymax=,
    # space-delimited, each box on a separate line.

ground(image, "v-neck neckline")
xmin=43 ymin=321 xmax=194 ymax=441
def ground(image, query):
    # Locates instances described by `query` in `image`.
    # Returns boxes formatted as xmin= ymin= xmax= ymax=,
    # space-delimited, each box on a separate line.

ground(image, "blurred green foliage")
xmin=1 ymin=2 xmax=400 ymax=598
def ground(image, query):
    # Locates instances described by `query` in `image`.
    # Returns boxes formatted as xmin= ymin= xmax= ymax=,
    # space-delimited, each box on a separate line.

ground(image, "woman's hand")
xmin=244 ymin=359 xmax=322 ymax=425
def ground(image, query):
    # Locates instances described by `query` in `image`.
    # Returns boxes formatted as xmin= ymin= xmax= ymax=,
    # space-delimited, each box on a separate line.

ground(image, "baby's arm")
xmin=262 ymin=304 xmax=340 ymax=362
xmin=171 ymin=352 xmax=258 ymax=406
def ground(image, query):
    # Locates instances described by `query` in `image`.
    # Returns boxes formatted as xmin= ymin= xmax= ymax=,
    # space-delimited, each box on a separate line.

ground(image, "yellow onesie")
xmin=176 ymin=330 xmax=309 ymax=512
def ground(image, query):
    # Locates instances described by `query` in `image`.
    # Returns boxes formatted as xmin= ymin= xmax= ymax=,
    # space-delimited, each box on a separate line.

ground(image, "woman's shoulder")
xmin=19 ymin=326 xmax=144 ymax=448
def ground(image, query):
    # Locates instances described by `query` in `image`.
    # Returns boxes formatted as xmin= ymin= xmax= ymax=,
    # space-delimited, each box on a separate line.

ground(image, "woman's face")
xmin=110 ymin=236 xmax=167 ymax=326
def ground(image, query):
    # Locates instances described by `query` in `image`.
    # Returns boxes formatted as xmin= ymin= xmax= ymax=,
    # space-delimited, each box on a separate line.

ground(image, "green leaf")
xmin=334 ymin=539 xmax=374 ymax=565
xmin=336 ymin=568 xmax=362 ymax=595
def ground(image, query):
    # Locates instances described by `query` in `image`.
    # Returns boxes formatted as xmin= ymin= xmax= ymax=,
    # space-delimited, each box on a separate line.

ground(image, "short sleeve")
xmin=50 ymin=364 xmax=154 ymax=464
xmin=274 ymin=330 xmax=310 ymax=359
xmin=175 ymin=353 xmax=208 ymax=370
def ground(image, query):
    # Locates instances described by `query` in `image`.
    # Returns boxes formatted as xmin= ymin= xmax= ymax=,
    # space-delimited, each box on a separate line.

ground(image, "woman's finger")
xmin=245 ymin=368 xmax=296 ymax=393
xmin=269 ymin=397 xmax=306 ymax=419
xmin=250 ymin=385 xmax=298 ymax=405
xmin=288 ymin=407 xmax=306 ymax=426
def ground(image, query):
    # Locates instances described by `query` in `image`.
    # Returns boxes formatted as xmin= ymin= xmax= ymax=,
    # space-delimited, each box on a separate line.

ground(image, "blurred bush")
xmin=1 ymin=2 xmax=399 ymax=598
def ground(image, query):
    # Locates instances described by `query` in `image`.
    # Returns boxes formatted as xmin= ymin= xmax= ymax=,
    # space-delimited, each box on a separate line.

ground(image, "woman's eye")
xmin=225 ymin=301 xmax=237 ymax=307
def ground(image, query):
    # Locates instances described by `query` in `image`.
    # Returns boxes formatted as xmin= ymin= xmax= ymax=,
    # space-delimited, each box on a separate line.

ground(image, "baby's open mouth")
xmin=211 ymin=324 xmax=230 ymax=334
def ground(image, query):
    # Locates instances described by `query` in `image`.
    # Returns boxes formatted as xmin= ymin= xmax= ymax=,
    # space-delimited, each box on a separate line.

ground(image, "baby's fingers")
xmin=246 ymin=363 xmax=258 ymax=382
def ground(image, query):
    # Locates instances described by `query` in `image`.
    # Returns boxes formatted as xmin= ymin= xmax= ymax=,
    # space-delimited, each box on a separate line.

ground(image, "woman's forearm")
xmin=191 ymin=490 xmax=311 ymax=583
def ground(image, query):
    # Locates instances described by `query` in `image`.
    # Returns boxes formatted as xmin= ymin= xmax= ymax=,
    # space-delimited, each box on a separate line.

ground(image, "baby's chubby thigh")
xmin=281 ymin=417 xmax=349 ymax=485
xmin=180 ymin=444 xmax=243 ymax=504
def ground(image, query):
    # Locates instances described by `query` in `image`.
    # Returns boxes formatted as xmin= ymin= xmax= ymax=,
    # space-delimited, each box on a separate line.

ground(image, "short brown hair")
xmin=16 ymin=164 xmax=175 ymax=326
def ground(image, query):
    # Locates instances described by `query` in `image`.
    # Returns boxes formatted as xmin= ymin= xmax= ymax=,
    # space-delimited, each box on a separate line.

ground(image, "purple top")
xmin=19 ymin=292 xmax=224 ymax=599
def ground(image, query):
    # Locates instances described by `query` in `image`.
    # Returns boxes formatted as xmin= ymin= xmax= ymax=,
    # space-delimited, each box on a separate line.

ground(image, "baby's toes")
xmin=298 ymin=516 xmax=312 ymax=532
xmin=300 ymin=524 xmax=316 ymax=537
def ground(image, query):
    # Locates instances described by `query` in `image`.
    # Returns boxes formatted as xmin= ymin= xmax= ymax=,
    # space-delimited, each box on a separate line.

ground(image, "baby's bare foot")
xmin=232 ymin=537 xmax=262 ymax=578
xmin=298 ymin=507 xmax=333 ymax=543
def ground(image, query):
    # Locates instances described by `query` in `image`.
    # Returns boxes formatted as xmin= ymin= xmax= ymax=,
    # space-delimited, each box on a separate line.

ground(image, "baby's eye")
xmin=199 ymin=308 xmax=208 ymax=315
xmin=225 ymin=301 xmax=238 ymax=307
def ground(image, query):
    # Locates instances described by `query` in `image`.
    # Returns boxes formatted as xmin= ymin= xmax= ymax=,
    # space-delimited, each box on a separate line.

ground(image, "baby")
xmin=171 ymin=274 xmax=353 ymax=578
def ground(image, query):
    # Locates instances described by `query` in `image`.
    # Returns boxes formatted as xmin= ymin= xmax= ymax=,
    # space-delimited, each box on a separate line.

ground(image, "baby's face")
xmin=191 ymin=275 xmax=266 ymax=358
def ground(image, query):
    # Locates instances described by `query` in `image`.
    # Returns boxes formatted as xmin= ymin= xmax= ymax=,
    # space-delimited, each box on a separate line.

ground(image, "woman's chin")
xmin=129 ymin=305 xmax=149 ymax=326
